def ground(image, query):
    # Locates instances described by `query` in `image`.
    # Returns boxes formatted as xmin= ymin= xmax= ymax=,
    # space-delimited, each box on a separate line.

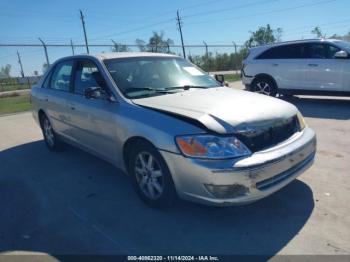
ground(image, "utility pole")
xmin=176 ymin=10 xmax=186 ymax=59
xmin=70 ymin=39 xmax=75 ymax=55
xmin=203 ymin=41 xmax=209 ymax=72
xmin=80 ymin=9 xmax=89 ymax=54
xmin=38 ymin=38 xmax=50 ymax=67
xmin=17 ymin=51 xmax=24 ymax=78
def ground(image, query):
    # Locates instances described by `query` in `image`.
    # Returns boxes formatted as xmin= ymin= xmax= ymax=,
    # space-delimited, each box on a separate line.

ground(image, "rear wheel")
xmin=40 ymin=114 xmax=64 ymax=151
xmin=252 ymin=77 xmax=277 ymax=97
xmin=128 ymin=141 xmax=177 ymax=208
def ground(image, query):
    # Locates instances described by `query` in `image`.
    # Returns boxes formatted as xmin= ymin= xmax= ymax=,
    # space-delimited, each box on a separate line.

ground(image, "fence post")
xmin=166 ymin=42 xmax=170 ymax=53
xmin=38 ymin=38 xmax=50 ymax=67
xmin=203 ymin=41 xmax=209 ymax=72
xmin=111 ymin=39 xmax=118 ymax=52
xmin=70 ymin=39 xmax=75 ymax=55
xmin=232 ymin=41 xmax=238 ymax=73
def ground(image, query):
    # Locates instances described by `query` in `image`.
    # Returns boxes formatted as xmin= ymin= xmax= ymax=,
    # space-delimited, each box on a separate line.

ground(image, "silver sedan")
xmin=31 ymin=52 xmax=316 ymax=208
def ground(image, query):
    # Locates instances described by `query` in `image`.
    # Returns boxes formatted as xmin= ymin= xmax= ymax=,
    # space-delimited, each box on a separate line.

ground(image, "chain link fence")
xmin=0 ymin=43 xmax=246 ymax=93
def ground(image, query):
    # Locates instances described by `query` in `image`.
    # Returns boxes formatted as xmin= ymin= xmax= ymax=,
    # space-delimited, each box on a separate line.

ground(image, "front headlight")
xmin=175 ymin=134 xmax=251 ymax=159
xmin=297 ymin=111 xmax=306 ymax=130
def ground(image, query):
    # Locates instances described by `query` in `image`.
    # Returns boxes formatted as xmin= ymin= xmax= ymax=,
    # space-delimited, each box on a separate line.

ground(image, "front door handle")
xmin=67 ymin=103 xmax=76 ymax=110
xmin=272 ymin=63 xmax=279 ymax=67
xmin=308 ymin=64 xmax=318 ymax=67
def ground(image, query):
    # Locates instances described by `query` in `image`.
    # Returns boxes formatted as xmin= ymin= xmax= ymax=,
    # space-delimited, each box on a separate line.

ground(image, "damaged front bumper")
xmin=160 ymin=127 xmax=316 ymax=206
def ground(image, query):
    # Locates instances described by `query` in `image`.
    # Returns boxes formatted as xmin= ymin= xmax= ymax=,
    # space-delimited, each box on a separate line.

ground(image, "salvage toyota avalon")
xmin=31 ymin=52 xmax=316 ymax=208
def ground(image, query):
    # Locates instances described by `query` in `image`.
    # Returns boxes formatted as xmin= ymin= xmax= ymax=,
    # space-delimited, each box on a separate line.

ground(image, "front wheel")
xmin=40 ymin=114 xmax=64 ymax=151
xmin=128 ymin=141 xmax=177 ymax=208
xmin=252 ymin=77 xmax=277 ymax=97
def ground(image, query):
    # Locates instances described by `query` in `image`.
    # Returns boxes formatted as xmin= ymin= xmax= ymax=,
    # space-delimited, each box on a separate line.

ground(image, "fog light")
xmin=205 ymin=184 xmax=249 ymax=199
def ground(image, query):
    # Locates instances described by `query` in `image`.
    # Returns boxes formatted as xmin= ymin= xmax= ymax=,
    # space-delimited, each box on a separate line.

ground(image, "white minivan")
xmin=242 ymin=39 xmax=350 ymax=96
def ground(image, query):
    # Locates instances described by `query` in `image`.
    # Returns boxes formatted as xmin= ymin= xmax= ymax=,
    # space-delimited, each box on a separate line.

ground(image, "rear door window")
xmin=50 ymin=61 xmax=73 ymax=91
xmin=257 ymin=44 xmax=306 ymax=59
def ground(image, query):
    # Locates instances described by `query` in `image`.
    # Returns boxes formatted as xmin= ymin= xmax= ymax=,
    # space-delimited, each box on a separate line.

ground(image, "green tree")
xmin=311 ymin=26 xmax=325 ymax=38
xmin=0 ymin=64 xmax=11 ymax=78
xmin=135 ymin=39 xmax=147 ymax=52
xmin=136 ymin=31 xmax=174 ymax=53
xmin=111 ymin=43 xmax=129 ymax=52
xmin=330 ymin=30 xmax=350 ymax=41
xmin=245 ymin=24 xmax=281 ymax=47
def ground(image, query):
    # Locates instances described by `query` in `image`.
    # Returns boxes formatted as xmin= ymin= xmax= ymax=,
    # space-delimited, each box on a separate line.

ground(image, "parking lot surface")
xmin=0 ymin=83 xmax=350 ymax=258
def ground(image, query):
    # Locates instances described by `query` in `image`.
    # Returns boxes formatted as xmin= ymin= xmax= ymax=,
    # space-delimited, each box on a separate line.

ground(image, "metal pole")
xmin=232 ymin=41 xmax=238 ymax=72
xmin=203 ymin=41 xmax=209 ymax=72
xmin=166 ymin=42 xmax=170 ymax=53
xmin=176 ymin=10 xmax=186 ymax=59
xmin=38 ymin=38 xmax=50 ymax=66
xmin=17 ymin=51 xmax=24 ymax=78
xmin=111 ymin=39 xmax=118 ymax=52
xmin=80 ymin=9 xmax=89 ymax=54
xmin=70 ymin=39 xmax=75 ymax=55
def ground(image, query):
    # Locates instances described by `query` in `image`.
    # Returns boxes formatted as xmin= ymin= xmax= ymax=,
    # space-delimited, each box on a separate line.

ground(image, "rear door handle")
xmin=44 ymin=96 xmax=49 ymax=102
xmin=308 ymin=64 xmax=318 ymax=67
xmin=272 ymin=63 xmax=279 ymax=67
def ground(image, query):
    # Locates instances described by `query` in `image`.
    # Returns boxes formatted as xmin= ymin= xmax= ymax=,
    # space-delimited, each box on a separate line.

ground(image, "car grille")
xmin=235 ymin=115 xmax=300 ymax=153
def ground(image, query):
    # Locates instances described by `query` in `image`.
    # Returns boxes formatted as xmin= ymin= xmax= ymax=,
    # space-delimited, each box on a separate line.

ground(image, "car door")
xmin=40 ymin=60 xmax=75 ymax=138
xmin=274 ymin=44 xmax=308 ymax=90
xmin=256 ymin=44 xmax=308 ymax=90
xmin=67 ymin=59 xmax=119 ymax=161
xmin=304 ymin=43 xmax=344 ymax=91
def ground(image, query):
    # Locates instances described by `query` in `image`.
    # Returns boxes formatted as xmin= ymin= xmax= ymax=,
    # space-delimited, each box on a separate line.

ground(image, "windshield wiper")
xmin=168 ymin=85 xmax=211 ymax=90
xmin=124 ymin=87 xmax=174 ymax=94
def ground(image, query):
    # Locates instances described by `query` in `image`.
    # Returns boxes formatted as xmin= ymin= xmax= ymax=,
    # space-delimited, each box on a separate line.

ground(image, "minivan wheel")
xmin=128 ymin=141 xmax=177 ymax=208
xmin=252 ymin=77 xmax=277 ymax=97
xmin=40 ymin=114 xmax=63 ymax=151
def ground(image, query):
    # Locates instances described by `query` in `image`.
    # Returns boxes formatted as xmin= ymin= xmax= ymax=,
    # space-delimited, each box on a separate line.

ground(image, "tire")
xmin=128 ymin=141 xmax=177 ymax=208
xmin=40 ymin=114 xmax=64 ymax=152
xmin=252 ymin=76 xmax=277 ymax=97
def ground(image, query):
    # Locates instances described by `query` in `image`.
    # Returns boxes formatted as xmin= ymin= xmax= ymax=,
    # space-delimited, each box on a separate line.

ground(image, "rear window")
xmin=256 ymin=44 xmax=307 ymax=59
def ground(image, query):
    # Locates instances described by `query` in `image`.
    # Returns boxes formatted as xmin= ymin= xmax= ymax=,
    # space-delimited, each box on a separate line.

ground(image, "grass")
xmin=0 ymin=83 xmax=30 ymax=92
xmin=0 ymin=93 xmax=32 ymax=115
xmin=224 ymin=73 xmax=241 ymax=82
xmin=0 ymin=74 xmax=240 ymax=116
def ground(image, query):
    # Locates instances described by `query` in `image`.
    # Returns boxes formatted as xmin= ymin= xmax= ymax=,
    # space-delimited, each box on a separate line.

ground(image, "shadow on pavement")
xmin=281 ymin=96 xmax=350 ymax=120
xmin=0 ymin=140 xmax=314 ymax=256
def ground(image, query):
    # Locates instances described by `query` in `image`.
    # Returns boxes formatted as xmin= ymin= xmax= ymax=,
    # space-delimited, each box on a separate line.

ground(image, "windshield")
xmin=334 ymin=40 xmax=350 ymax=52
xmin=104 ymin=56 xmax=220 ymax=98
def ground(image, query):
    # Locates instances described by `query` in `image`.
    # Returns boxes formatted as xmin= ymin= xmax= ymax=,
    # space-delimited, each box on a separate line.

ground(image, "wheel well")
xmin=253 ymin=74 xmax=278 ymax=89
xmin=123 ymin=136 xmax=155 ymax=171
xmin=38 ymin=109 xmax=46 ymax=128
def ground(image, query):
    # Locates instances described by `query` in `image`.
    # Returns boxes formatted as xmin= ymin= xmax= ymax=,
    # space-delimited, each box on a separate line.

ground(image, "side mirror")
xmin=334 ymin=50 xmax=348 ymax=59
xmin=214 ymin=74 xmax=225 ymax=84
xmin=85 ymin=86 xmax=101 ymax=99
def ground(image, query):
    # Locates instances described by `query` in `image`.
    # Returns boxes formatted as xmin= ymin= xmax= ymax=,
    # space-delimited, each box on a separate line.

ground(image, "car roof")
xmin=250 ymin=38 xmax=341 ymax=51
xmin=57 ymin=52 xmax=179 ymax=62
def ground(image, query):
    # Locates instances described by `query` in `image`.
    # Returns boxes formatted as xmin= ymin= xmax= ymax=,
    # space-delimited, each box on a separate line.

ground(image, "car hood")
xmin=131 ymin=87 xmax=298 ymax=134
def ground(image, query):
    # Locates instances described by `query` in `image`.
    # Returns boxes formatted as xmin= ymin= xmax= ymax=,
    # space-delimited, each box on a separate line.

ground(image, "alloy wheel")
xmin=255 ymin=81 xmax=271 ymax=95
xmin=134 ymin=151 xmax=164 ymax=199
xmin=43 ymin=118 xmax=55 ymax=147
